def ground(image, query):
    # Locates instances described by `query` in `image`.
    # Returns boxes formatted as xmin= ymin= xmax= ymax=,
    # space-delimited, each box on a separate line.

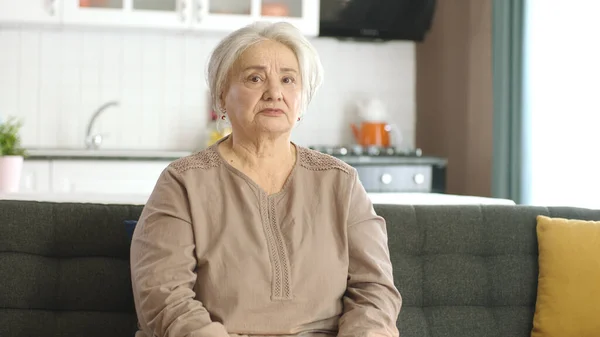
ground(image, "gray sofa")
xmin=1 ymin=200 xmax=599 ymax=337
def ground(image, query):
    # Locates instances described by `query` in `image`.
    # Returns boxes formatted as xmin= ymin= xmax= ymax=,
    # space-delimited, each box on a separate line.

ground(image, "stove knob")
xmin=413 ymin=173 xmax=425 ymax=185
xmin=351 ymin=145 xmax=363 ymax=156
xmin=381 ymin=173 xmax=393 ymax=185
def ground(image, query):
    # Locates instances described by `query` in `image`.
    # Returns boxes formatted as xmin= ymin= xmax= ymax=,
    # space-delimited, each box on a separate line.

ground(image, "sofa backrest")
xmin=2 ymin=200 xmax=600 ymax=337
xmin=0 ymin=200 xmax=144 ymax=337
xmin=375 ymin=204 xmax=600 ymax=337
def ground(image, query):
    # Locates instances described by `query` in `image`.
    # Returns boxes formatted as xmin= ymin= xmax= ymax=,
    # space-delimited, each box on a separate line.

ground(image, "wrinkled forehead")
xmin=232 ymin=40 xmax=300 ymax=74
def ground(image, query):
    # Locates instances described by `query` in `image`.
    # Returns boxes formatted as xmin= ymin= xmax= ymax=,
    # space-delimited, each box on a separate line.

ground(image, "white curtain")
xmin=523 ymin=0 xmax=600 ymax=208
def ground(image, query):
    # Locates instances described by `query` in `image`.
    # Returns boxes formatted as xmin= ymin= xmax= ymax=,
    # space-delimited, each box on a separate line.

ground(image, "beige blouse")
xmin=130 ymin=139 xmax=402 ymax=337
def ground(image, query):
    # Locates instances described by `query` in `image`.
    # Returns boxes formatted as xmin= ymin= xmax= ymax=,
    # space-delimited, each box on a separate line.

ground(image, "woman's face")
xmin=221 ymin=40 xmax=302 ymax=137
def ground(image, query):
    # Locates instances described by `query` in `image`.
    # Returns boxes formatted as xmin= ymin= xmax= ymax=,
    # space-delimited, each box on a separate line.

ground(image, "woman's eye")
xmin=249 ymin=75 xmax=262 ymax=83
xmin=282 ymin=76 xmax=295 ymax=84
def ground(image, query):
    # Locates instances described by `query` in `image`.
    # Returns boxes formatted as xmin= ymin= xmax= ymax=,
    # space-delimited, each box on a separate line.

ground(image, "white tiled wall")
xmin=0 ymin=27 xmax=415 ymax=151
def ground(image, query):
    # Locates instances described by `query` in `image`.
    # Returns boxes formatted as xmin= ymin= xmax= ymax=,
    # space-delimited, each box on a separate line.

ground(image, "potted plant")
xmin=0 ymin=116 xmax=27 ymax=193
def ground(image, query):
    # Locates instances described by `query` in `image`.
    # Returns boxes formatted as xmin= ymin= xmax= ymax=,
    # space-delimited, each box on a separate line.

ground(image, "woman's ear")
xmin=218 ymin=93 xmax=226 ymax=112
xmin=218 ymin=82 xmax=228 ymax=111
xmin=219 ymin=71 xmax=233 ymax=111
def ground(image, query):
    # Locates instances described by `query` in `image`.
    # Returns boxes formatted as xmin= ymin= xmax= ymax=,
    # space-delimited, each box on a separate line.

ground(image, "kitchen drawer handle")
xmin=195 ymin=0 xmax=205 ymax=22
xmin=178 ymin=0 xmax=187 ymax=22
xmin=45 ymin=0 xmax=56 ymax=16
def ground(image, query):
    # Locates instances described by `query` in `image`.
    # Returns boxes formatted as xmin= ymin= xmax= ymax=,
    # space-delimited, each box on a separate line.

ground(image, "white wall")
xmin=0 ymin=27 xmax=415 ymax=151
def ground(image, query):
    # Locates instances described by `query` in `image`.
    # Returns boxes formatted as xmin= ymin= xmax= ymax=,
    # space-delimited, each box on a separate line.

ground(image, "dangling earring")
xmin=221 ymin=115 xmax=226 ymax=120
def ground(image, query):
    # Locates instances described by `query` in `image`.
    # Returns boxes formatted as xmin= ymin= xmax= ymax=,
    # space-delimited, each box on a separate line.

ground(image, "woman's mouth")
xmin=260 ymin=108 xmax=284 ymax=116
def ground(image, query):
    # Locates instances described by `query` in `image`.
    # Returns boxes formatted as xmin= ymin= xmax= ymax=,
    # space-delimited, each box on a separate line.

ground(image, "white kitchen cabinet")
xmin=193 ymin=0 xmax=319 ymax=36
xmin=192 ymin=0 xmax=254 ymax=32
xmin=20 ymin=160 xmax=52 ymax=193
xmin=0 ymin=0 xmax=61 ymax=24
xmin=2 ymin=0 xmax=319 ymax=36
xmin=50 ymin=160 xmax=169 ymax=195
xmin=257 ymin=0 xmax=319 ymax=37
xmin=61 ymin=0 xmax=189 ymax=29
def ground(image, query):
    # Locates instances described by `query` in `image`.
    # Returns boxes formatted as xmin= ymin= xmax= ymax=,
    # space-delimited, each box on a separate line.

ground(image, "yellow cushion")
xmin=531 ymin=215 xmax=600 ymax=337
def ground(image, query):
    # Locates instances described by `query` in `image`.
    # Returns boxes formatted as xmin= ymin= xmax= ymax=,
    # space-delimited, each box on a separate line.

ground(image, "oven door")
xmin=354 ymin=165 xmax=432 ymax=193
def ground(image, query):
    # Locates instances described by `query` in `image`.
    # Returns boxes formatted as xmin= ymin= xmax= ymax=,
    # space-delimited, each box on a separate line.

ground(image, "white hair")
xmin=206 ymin=21 xmax=324 ymax=120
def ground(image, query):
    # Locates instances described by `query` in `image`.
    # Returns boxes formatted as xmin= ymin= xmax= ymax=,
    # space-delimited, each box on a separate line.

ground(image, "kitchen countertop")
xmin=25 ymin=148 xmax=194 ymax=161
xmin=334 ymin=155 xmax=447 ymax=166
xmin=1 ymin=192 xmax=516 ymax=206
xmin=24 ymin=148 xmax=447 ymax=166
xmin=367 ymin=193 xmax=515 ymax=205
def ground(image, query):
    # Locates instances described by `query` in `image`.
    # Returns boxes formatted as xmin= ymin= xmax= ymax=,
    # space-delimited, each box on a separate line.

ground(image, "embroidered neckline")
xmin=170 ymin=137 xmax=351 ymax=176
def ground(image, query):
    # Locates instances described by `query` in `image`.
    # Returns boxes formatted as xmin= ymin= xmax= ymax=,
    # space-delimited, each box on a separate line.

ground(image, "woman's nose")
xmin=262 ymin=80 xmax=283 ymax=101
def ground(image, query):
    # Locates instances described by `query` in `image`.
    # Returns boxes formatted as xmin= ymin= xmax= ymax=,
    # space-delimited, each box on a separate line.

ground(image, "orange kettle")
xmin=351 ymin=122 xmax=391 ymax=147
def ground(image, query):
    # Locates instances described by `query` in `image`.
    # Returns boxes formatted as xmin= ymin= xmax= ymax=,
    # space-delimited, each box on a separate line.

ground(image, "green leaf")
xmin=0 ymin=116 xmax=28 ymax=157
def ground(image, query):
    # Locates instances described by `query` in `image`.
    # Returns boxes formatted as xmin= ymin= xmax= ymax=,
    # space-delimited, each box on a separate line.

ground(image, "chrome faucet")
xmin=85 ymin=100 xmax=119 ymax=150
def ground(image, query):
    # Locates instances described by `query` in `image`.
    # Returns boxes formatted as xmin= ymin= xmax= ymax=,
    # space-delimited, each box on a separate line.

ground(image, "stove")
xmin=308 ymin=145 xmax=423 ymax=157
xmin=308 ymin=145 xmax=447 ymax=194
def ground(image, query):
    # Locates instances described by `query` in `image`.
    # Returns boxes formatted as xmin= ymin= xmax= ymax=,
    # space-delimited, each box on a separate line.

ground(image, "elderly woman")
xmin=130 ymin=21 xmax=401 ymax=337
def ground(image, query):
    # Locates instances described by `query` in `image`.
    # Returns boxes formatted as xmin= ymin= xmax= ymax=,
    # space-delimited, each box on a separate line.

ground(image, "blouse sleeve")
xmin=130 ymin=166 xmax=229 ymax=337
xmin=338 ymin=169 xmax=402 ymax=337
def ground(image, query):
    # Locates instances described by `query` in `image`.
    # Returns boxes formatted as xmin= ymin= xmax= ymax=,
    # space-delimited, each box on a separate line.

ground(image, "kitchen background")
xmin=1 ymin=0 xmax=522 ymax=206
xmin=0 ymin=28 xmax=415 ymax=151
xmin=2 ymin=0 xmax=596 ymax=208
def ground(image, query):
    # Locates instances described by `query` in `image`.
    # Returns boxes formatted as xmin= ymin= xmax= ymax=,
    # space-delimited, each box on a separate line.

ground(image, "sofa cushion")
xmin=531 ymin=215 xmax=600 ymax=337
xmin=0 ymin=200 xmax=144 ymax=337
xmin=375 ymin=204 xmax=600 ymax=337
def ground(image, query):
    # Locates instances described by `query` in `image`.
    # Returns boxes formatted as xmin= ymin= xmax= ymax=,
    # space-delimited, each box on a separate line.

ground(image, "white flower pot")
xmin=0 ymin=155 xmax=24 ymax=193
